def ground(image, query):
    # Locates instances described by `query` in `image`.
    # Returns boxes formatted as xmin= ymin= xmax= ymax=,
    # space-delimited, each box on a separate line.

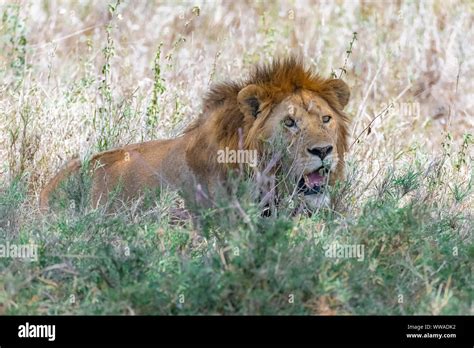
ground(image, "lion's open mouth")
xmin=297 ymin=167 xmax=329 ymax=195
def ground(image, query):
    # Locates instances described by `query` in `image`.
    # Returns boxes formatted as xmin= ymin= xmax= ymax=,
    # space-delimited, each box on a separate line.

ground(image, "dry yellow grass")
xmin=1 ymin=1 xmax=472 ymax=204
xmin=0 ymin=1 xmax=472 ymax=316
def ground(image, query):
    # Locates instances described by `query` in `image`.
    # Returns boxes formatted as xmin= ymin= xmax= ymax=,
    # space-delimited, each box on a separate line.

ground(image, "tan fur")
xmin=39 ymin=57 xmax=351 ymax=212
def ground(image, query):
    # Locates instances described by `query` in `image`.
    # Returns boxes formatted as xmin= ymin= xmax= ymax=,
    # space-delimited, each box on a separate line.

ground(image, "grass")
xmin=0 ymin=0 xmax=472 ymax=315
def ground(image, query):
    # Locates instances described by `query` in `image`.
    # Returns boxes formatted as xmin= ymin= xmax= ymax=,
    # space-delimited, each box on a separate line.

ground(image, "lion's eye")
xmin=283 ymin=116 xmax=296 ymax=128
xmin=322 ymin=115 xmax=332 ymax=123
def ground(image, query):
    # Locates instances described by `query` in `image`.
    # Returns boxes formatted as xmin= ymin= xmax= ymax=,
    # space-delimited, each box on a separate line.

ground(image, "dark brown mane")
xmin=185 ymin=57 xmax=348 ymax=136
xmin=203 ymin=57 xmax=329 ymax=108
xmin=185 ymin=57 xmax=348 ymax=128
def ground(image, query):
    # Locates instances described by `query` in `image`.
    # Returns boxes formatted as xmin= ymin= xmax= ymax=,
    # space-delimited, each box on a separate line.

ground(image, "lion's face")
xmin=238 ymin=79 xmax=350 ymax=209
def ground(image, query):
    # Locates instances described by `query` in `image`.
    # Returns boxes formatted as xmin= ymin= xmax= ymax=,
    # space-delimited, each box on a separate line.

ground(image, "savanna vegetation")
xmin=0 ymin=0 xmax=472 ymax=315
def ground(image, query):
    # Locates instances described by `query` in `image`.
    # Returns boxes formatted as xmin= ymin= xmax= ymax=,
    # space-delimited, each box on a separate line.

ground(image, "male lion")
xmin=40 ymin=58 xmax=350 ymax=214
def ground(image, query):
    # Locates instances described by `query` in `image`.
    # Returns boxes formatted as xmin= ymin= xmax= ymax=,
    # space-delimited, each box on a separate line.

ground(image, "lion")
xmin=39 ymin=57 xmax=350 ymax=214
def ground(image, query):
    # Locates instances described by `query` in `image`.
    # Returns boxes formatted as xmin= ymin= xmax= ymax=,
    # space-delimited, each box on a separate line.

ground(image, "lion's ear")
xmin=237 ymin=84 xmax=266 ymax=117
xmin=324 ymin=79 xmax=350 ymax=109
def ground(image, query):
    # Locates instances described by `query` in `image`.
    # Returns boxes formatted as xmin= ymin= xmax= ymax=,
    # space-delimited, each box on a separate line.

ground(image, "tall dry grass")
xmin=0 ymin=0 xmax=472 ymax=315
xmin=1 ymin=1 xmax=472 ymax=192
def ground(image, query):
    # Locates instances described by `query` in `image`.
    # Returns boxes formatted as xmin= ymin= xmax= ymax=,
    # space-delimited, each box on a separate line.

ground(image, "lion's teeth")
xmin=303 ymin=175 xmax=309 ymax=187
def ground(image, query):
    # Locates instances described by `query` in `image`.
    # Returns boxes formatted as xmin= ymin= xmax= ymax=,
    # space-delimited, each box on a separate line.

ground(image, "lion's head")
xmin=188 ymin=57 xmax=351 ymax=209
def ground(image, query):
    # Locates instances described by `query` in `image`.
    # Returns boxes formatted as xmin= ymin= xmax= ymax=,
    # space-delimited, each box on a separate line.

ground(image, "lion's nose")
xmin=307 ymin=145 xmax=333 ymax=159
